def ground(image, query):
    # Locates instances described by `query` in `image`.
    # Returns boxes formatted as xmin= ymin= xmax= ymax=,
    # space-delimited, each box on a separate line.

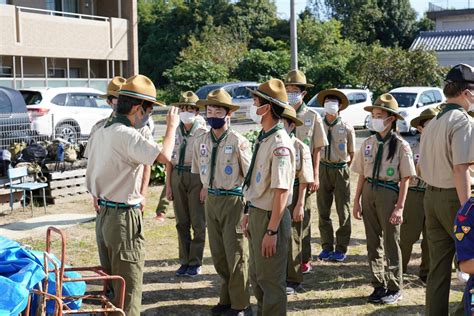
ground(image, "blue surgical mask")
xmin=207 ymin=117 xmax=226 ymax=129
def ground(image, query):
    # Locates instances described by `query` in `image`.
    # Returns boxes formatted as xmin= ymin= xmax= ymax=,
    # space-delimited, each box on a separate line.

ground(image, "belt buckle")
xmin=215 ymin=189 xmax=221 ymax=196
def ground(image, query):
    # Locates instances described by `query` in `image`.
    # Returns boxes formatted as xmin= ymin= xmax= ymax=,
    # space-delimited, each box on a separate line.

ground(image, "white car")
xmin=20 ymin=87 xmax=113 ymax=143
xmin=366 ymin=87 xmax=445 ymax=135
xmin=308 ymin=89 xmax=373 ymax=128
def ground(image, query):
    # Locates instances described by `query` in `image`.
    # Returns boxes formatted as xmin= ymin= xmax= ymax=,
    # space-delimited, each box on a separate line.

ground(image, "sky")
xmin=274 ymin=0 xmax=432 ymax=19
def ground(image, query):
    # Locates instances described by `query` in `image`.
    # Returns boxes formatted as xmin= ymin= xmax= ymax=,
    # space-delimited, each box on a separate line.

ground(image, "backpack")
xmin=0 ymin=150 xmax=11 ymax=177
xmin=20 ymin=143 xmax=48 ymax=164
xmin=9 ymin=142 xmax=27 ymax=160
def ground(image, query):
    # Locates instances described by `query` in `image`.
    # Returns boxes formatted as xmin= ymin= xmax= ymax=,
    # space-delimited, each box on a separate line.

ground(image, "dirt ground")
xmin=5 ymin=175 xmax=466 ymax=316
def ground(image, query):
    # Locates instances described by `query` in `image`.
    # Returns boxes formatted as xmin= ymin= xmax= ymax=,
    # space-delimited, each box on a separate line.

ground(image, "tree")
xmin=233 ymin=49 xmax=291 ymax=82
xmin=309 ymin=0 xmax=418 ymax=48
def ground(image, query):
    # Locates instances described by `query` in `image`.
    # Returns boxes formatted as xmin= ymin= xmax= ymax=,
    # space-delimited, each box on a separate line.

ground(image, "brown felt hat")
xmin=248 ymin=79 xmax=290 ymax=108
xmin=410 ymin=107 xmax=440 ymax=128
xmin=119 ymin=74 xmax=165 ymax=106
xmin=284 ymin=70 xmax=314 ymax=88
xmin=281 ymin=105 xmax=303 ymax=127
xmin=171 ymin=91 xmax=200 ymax=108
xmin=364 ymin=93 xmax=403 ymax=120
xmin=317 ymin=89 xmax=350 ymax=111
xmin=196 ymin=88 xmax=240 ymax=112
xmin=99 ymin=76 xmax=126 ymax=99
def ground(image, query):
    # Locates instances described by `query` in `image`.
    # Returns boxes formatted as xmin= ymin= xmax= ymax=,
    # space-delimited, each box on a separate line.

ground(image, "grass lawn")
xmin=14 ymin=176 xmax=465 ymax=315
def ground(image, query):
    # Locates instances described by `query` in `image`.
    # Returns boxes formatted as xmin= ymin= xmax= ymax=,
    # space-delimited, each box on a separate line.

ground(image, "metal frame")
xmin=25 ymin=227 xmax=126 ymax=315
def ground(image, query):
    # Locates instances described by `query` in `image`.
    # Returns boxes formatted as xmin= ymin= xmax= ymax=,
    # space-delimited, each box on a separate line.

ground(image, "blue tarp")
xmin=0 ymin=236 xmax=86 ymax=315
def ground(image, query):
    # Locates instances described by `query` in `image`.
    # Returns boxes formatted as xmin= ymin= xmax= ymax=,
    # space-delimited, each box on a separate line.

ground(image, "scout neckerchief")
xmin=177 ymin=121 xmax=199 ymax=174
xmin=104 ymin=114 xmax=132 ymax=128
xmin=243 ymin=123 xmax=283 ymax=191
xmin=323 ymin=116 xmax=341 ymax=161
xmin=436 ymin=103 xmax=464 ymax=119
xmin=372 ymin=131 xmax=393 ymax=188
xmin=296 ymin=102 xmax=306 ymax=114
xmin=208 ymin=128 xmax=230 ymax=188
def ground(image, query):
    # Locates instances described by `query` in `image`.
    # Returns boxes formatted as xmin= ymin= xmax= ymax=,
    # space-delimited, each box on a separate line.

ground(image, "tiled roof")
xmin=410 ymin=29 xmax=474 ymax=51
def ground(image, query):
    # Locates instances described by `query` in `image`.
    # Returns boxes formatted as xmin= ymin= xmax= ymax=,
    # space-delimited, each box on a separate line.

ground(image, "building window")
xmin=0 ymin=66 xmax=12 ymax=78
xmin=46 ymin=0 xmax=78 ymax=13
xmin=48 ymin=68 xmax=66 ymax=78
xmin=69 ymin=68 xmax=81 ymax=78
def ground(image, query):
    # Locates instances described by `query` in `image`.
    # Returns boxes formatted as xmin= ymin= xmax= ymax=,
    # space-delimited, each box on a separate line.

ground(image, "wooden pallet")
xmin=46 ymin=168 xmax=88 ymax=201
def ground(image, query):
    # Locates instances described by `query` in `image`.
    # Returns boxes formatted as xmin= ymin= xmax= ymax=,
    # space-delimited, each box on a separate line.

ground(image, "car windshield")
xmin=232 ymin=86 xmax=256 ymax=99
xmin=94 ymin=95 xmax=109 ymax=108
xmin=20 ymin=90 xmax=43 ymax=105
xmin=391 ymin=92 xmax=417 ymax=108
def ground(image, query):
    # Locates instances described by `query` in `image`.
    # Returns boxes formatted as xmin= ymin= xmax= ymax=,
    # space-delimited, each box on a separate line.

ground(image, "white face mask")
xmin=287 ymin=92 xmax=303 ymax=106
xmin=248 ymin=105 xmax=265 ymax=124
xmin=324 ymin=101 xmax=339 ymax=115
xmin=372 ymin=117 xmax=389 ymax=133
xmin=179 ymin=112 xmax=196 ymax=125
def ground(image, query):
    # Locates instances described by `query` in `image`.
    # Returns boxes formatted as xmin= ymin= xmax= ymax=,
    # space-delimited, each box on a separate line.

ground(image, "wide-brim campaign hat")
xmin=196 ymin=88 xmax=240 ymax=112
xmin=284 ymin=70 xmax=314 ymax=88
xmin=317 ymin=88 xmax=350 ymax=111
xmin=410 ymin=107 xmax=440 ymax=128
xmin=248 ymin=79 xmax=290 ymax=108
xmin=171 ymin=91 xmax=200 ymax=108
xmin=281 ymin=105 xmax=303 ymax=127
xmin=99 ymin=76 xmax=126 ymax=99
xmin=119 ymin=75 xmax=165 ymax=106
xmin=364 ymin=93 xmax=404 ymax=120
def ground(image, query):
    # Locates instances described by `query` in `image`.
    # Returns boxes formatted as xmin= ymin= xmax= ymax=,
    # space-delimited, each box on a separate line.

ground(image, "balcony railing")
xmin=16 ymin=6 xmax=109 ymax=22
xmin=428 ymin=1 xmax=473 ymax=12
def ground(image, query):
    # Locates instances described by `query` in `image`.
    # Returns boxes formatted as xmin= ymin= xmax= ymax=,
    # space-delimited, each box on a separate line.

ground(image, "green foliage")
xmin=242 ymin=129 xmax=260 ymax=148
xmin=150 ymin=164 xmax=166 ymax=184
xmin=139 ymin=0 xmax=446 ymax=106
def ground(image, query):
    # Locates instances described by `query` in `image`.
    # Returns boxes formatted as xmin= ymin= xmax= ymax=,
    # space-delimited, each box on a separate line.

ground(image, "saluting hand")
xmin=166 ymin=106 xmax=180 ymax=130
xmin=262 ymin=234 xmax=277 ymax=258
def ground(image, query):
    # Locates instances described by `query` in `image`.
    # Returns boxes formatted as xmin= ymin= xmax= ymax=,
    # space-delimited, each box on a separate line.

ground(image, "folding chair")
xmin=8 ymin=166 xmax=48 ymax=215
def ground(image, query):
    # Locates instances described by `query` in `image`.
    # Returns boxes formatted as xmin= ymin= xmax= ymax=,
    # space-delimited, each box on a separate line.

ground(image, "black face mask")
xmin=207 ymin=117 xmax=226 ymax=129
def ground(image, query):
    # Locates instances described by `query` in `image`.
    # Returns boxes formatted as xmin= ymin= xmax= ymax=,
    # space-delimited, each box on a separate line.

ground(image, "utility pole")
xmin=290 ymin=0 xmax=298 ymax=70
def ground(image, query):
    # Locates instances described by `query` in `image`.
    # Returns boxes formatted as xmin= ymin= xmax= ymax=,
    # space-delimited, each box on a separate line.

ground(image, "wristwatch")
xmin=266 ymin=229 xmax=278 ymax=236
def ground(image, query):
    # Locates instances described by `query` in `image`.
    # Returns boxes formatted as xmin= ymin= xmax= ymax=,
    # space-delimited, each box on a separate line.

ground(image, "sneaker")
xmin=286 ymin=281 xmax=303 ymax=295
xmin=155 ymin=213 xmax=166 ymax=222
xmin=318 ymin=249 xmax=333 ymax=261
xmin=211 ymin=303 xmax=231 ymax=315
xmin=457 ymin=269 xmax=469 ymax=284
xmin=185 ymin=265 xmax=202 ymax=277
xmin=175 ymin=264 xmax=188 ymax=276
xmin=329 ymin=251 xmax=347 ymax=262
xmin=381 ymin=290 xmax=402 ymax=304
xmin=301 ymin=261 xmax=312 ymax=274
xmin=224 ymin=306 xmax=253 ymax=316
xmin=367 ymin=287 xmax=387 ymax=304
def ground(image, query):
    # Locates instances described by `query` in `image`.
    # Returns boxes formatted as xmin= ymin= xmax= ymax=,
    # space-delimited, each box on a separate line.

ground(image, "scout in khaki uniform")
xmin=419 ymin=64 xmax=474 ymax=316
xmin=280 ymin=106 xmax=314 ymax=294
xmin=165 ymin=91 xmax=208 ymax=277
xmin=284 ymin=70 xmax=328 ymax=273
xmin=87 ymin=76 xmax=154 ymax=213
xmin=191 ymin=89 xmax=252 ymax=316
xmin=242 ymin=79 xmax=296 ymax=315
xmin=399 ymin=107 xmax=439 ymax=282
xmin=352 ymin=94 xmax=416 ymax=305
xmin=86 ymin=75 xmax=180 ymax=315
xmin=316 ymin=89 xmax=355 ymax=262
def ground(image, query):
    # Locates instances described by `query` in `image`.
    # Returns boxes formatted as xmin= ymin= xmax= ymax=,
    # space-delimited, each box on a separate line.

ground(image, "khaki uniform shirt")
xmin=320 ymin=118 xmax=356 ymax=163
xmin=351 ymin=135 xmax=416 ymax=182
xmin=295 ymin=104 xmax=328 ymax=152
xmin=292 ymin=136 xmax=314 ymax=184
xmin=191 ymin=129 xmax=252 ymax=190
xmin=171 ymin=123 xmax=207 ymax=167
xmin=86 ymin=116 xmax=153 ymax=158
xmin=86 ymin=123 xmax=161 ymax=205
xmin=407 ymin=139 xmax=426 ymax=189
xmin=419 ymin=107 xmax=474 ymax=188
xmin=244 ymin=128 xmax=296 ymax=211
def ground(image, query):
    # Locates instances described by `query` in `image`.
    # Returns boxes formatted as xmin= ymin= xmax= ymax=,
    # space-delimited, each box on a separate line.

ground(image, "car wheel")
xmin=56 ymin=123 xmax=79 ymax=143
